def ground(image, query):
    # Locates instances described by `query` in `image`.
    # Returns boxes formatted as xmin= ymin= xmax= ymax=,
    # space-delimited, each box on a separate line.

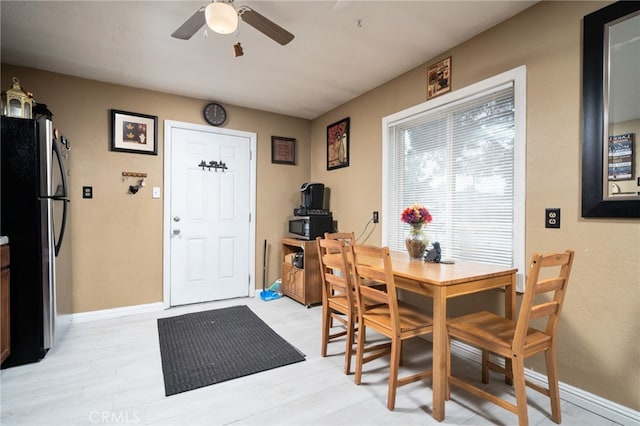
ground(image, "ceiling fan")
xmin=171 ymin=0 xmax=294 ymax=46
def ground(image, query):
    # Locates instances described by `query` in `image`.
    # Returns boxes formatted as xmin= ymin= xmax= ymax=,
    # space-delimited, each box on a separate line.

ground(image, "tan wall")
xmin=2 ymin=0 xmax=639 ymax=411
xmin=309 ymin=0 xmax=639 ymax=411
xmin=1 ymin=65 xmax=311 ymax=312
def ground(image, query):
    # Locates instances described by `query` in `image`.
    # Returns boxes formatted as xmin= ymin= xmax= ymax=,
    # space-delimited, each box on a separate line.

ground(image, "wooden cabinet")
xmin=281 ymin=238 xmax=322 ymax=307
xmin=1 ymin=245 xmax=10 ymax=364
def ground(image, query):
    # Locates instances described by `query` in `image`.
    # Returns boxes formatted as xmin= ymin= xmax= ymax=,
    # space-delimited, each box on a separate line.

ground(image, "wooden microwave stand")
xmin=280 ymin=238 xmax=322 ymax=307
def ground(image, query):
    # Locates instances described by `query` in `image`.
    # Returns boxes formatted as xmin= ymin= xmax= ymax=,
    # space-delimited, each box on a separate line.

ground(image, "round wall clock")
xmin=203 ymin=102 xmax=227 ymax=126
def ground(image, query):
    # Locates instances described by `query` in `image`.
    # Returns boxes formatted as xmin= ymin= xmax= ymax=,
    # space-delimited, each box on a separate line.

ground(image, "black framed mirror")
xmin=582 ymin=1 xmax=640 ymax=218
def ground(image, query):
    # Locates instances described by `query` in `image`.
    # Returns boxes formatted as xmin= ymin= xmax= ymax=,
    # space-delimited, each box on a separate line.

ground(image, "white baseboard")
xmin=450 ymin=340 xmax=640 ymax=426
xmin=69 ymin=302 xmax=165 ymax=323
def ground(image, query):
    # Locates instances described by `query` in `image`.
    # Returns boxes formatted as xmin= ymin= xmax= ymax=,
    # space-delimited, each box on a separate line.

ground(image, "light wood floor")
xmin=0 ymin=296 xmax=620 ymax=425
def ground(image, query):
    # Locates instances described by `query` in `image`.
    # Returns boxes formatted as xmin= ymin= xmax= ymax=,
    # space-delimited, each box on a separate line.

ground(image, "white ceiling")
xmin=1 ymin=1 xmax=537 ymax=120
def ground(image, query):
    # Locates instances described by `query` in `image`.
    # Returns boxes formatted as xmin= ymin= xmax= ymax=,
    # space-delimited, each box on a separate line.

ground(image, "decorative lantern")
xmin=1 ymin=77 xmax=35 ymax=118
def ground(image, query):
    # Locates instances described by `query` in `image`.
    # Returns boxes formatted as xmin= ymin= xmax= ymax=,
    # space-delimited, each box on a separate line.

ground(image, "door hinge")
xmin=249 ymin=212 xmax=251 ymax=222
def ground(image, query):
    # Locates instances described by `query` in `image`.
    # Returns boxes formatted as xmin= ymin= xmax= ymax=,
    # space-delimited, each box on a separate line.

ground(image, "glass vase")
xmin=405 ymin=223 xmax=428 ymax=260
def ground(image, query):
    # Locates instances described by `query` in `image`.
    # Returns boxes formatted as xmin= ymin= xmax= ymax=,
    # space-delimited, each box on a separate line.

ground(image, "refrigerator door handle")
xmin=51 ymin=139 xmax=68 ymax=198
xmin=54 ymin=198 xmax=68 ymax=257
xmin=51 ymin=139 xmax=69 ymax=257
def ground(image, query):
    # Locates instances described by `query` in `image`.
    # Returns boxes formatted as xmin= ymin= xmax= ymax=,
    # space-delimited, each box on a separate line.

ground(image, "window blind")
xmin=384 ymin=82 xmax=516 ymax=267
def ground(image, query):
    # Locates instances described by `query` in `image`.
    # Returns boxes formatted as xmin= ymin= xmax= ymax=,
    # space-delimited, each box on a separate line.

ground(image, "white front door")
xmin=164 ymin=121 xmax=256 ymax=306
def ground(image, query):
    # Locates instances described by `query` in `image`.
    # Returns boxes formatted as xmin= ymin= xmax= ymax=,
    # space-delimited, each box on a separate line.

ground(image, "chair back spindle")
xmin=324 ymin=231 xmax=356 ymax=245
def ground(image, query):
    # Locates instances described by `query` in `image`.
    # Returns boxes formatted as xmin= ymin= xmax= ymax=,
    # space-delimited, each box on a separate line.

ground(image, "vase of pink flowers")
xmin=401 ymin=204 xmax=432 ymax=260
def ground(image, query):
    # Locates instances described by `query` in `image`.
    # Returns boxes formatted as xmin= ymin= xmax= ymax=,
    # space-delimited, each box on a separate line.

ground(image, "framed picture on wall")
xmin=427 ymin=57 xmax=451 ymax=100
xmin=327 ymin=117 xmax=350 ymax=170
xmin=110 ymin=109 xmax=158 ymax=155
xmin=271 ymin=136 xmax=296 ymax=165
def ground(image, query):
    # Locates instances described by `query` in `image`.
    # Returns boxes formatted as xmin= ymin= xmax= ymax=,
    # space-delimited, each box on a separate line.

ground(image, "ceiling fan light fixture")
xmin=205 ymin=1 xmax=238 ymax=35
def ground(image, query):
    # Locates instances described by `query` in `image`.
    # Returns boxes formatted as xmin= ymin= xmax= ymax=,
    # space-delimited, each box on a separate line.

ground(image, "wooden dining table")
xmin=330 ymin=249 xmax=518 ymax=421
xmin=385 ymin=251 xmax=517 ymax=421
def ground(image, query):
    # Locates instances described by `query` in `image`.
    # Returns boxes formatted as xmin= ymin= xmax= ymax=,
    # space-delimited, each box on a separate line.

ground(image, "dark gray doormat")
xmin=157 ymin=305 xmax=306 ymax=396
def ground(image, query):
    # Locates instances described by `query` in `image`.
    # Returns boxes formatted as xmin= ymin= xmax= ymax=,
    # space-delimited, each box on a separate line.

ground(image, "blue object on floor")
xmin=260 ymin=290 xmax=281 ymax=301
xmin=260 ymin=279 xmax=282 ymax=301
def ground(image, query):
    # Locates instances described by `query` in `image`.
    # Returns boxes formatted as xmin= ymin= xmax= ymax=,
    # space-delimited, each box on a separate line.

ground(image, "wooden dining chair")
xmin=446 ymin=250 xmax=575 ymax=426
xmin=316 ymin=236 xmax=358 ymax=374
xmin=349 ymin=244 xmax=434 ymax=411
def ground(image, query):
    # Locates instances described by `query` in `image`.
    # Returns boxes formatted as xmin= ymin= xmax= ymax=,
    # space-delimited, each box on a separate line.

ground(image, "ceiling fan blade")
xmin=238 ymin=7 xmax=294 ymax=46
xmin=171 ymin=8 xmax=206 ymax=40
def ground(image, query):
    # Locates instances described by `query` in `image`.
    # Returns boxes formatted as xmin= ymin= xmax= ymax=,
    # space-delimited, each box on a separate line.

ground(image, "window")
xmin=382 ymin=67 xmax=526 ymax=289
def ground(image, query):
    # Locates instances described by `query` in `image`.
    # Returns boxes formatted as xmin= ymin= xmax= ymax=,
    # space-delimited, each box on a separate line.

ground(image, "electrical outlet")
xmin=372 ymin=211 xmax=379 ymax=223
xmin=545 ymin=208 xmax=560 ymax=228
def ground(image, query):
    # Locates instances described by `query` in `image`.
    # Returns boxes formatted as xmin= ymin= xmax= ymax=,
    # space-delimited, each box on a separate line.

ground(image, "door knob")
xmin=172 ymin=229 xmax=181 ymax=235
xmin=173 ymin=216 xmax=181 ymax=222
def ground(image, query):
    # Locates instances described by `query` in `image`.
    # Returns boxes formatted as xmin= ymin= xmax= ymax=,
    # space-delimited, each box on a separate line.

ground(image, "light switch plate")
xmin=152 ymin=187 xmax=161 ymax=199
xmin=82 ymin=186 xmax=93 ymax=199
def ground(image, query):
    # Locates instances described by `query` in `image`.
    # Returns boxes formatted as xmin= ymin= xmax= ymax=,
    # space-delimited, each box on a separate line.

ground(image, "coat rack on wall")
xmin=122 ymin=171 xmax=147 ymax=194
xmin=198 ymin=160 xmax=228 ymax=172
xmin=122 ymin=172 xmax=147 ymax=178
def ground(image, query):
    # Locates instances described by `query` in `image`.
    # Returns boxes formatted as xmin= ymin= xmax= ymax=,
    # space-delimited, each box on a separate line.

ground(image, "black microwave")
xmin=288 ymin=215 xmax=333 ymax=240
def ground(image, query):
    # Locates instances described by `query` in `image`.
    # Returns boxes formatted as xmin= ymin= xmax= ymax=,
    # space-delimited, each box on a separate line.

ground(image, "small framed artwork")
xmin=271 ymin=136 xmax=296 ymax=165
xmin=110 ymin=109 xmax=158 ymax=155
xmin=327 ymin=117 xmax=350 ymax=170
xmin=427 ymin=57 xmax=451 ymax=100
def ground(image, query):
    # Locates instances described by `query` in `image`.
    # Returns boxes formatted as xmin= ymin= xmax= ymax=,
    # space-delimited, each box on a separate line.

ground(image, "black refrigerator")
xmin=1 ymin=115 xmax=71 ymax=368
